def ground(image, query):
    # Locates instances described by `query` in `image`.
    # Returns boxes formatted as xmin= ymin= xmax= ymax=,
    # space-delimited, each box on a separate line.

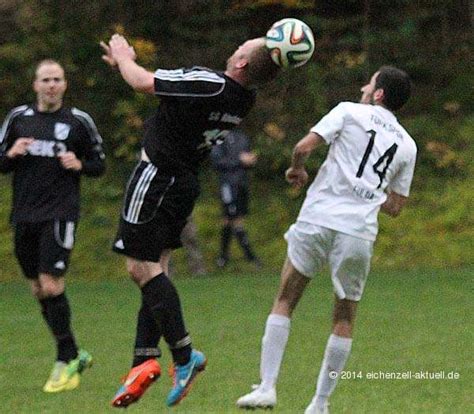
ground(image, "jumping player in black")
xmin=0 ymin=59 xmax=105 ymax=393
xmin=211 ymin=129 xmax=260 ymax=268
xmin=101 ymin=33 xmax=279 ymax=408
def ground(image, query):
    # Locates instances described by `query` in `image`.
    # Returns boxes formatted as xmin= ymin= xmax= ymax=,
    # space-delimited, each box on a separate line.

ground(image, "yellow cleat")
xmin=43 ymin=350 xmax=93 ymax=393
xmin=43 ymin=362 xmax=80 ymax=393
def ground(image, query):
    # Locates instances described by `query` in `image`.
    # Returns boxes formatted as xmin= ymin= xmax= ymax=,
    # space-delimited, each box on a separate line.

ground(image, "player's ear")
xmin=373 ymin=88 xmax=384 ymax=104
xmin=236 ymin=58 xmax=249 ymax=70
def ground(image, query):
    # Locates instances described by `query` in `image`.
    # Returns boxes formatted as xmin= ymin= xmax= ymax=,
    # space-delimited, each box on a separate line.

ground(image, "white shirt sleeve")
xmin=310 ymin=102 xmax=348 ymax=145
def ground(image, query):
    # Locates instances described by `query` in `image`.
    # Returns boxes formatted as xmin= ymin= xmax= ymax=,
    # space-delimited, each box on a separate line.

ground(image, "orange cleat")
xmin=111 ymin=359 xmax=161 ymax=408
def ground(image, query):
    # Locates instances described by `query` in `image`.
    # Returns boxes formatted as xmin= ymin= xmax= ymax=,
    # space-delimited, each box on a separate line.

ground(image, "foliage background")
xmin=0 ymin=0 xmax=472 ymax=273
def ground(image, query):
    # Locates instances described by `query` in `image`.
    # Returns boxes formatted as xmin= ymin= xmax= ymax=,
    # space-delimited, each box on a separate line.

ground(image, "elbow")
xmin=94 ymin=164 xmax=106 ymax=177
xmin=133 ymin=82 xmax=154 ymax=94
xmin=130 ymin=73 xmax=155 ymax=94
xmin=83 ymin=162 xmax=106 ymax=177
xmin=0 ymin=157 xmax=14 ymax=173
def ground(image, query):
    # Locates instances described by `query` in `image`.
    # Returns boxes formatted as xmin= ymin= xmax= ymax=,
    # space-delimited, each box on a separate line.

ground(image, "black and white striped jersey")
xmin=143 ymin=66 xmax=256 ymax=175
xmin=0 ymin=104 xmax=105 ymax=223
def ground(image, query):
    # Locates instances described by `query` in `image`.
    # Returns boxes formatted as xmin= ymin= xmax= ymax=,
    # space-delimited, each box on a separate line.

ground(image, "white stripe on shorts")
xmin=64 ymin=221 xmax=75 ymax=250
xmin=54 ymin=221 xmax=75 ymax=250
xmin=126 ymin=164 xmax=158 ymax=224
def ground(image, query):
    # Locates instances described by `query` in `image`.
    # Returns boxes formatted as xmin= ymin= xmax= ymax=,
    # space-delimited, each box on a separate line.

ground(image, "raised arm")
xmin=285 ymin=131 xmax=325 ymax=188
xmin=101 ymin=34 xmax=155 ymax=94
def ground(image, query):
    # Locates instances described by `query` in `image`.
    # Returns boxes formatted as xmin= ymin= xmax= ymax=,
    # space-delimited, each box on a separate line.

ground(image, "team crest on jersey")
xmin=54 ymin=122 xmax=71 ymax=140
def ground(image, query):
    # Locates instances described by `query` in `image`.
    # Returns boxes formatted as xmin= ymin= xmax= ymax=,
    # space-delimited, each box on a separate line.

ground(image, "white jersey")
xmin=297 ymin=102 xmax=417 ymax=241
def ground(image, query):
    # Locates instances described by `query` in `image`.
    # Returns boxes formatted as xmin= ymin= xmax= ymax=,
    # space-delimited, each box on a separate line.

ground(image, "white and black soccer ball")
xmin=265 ymin=18 xmax=315 ymax=68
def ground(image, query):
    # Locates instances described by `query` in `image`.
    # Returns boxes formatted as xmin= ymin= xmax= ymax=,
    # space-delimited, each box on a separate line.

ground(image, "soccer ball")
xmin=265 ymin=18 xmax=315 ymax=68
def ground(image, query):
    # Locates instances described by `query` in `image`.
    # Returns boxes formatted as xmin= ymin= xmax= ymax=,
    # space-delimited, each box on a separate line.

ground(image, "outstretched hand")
xmin=100 ymin=40 xmax=116 ymax=67
xmin=100 ymin=34 xmax=136 ymax=67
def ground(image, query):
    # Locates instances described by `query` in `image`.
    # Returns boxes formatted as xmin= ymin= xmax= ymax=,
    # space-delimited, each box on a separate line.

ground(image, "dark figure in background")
xmin=0 ymin=59 xmax=104 ymax=393
xmin=211 ymin=129 xmax=260 ymax=268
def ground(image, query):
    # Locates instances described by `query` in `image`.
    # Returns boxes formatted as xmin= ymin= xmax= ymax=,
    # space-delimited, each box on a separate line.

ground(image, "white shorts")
xmin=284 ymin=221 xmax=374 ymax=301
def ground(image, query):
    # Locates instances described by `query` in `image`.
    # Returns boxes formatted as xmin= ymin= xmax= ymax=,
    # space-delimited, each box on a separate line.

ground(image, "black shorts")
xmin=113 ymin=160 xmax=200 ymax=262
xmin=14 ymin=220 xmax=77 ymax=279
xmin=219 ymin=182 xmax=249 ymax=219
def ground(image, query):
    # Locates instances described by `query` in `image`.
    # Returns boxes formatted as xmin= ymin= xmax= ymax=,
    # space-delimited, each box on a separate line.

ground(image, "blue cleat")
xmin=166 ymin=349 xmax=207 ymax=406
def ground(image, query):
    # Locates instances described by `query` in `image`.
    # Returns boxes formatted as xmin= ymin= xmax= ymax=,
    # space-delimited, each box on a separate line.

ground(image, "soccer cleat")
xmin=111 ymin=359 xmax=161 ymax=408
xmin=73 ymin=349 xmax=94 ymax=374
xmin=43 ymin=361 xmax=79 ymax=393
xmin=304 ymin=398 xmax=330 ymax=414
xmin=42 ymin=350 xmax=92 ymax=393
xmin=236 ymin=385 xmax=277 ymax=409
xmin=166 ymin=349 xmax=207 ymax=406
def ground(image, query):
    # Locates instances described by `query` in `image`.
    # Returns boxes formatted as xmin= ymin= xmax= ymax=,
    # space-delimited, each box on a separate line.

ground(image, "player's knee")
xmin=39 ymin=278 xmax=64 ymax=298
xmin=127 ymin=263 xmax=141 ymax=283
xmin=126 ymin=260 xmax=147 ymax=284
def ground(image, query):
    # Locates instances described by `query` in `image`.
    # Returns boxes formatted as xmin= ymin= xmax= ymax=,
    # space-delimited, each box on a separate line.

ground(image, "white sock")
xmin=314 ymin=334 xmax=352 ymax=408
xmin=259 ymin=314 xmax=291 ymax=392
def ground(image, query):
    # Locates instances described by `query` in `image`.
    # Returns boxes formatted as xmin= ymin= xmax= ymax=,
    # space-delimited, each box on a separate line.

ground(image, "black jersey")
xmin=143 ymin=67 xmax=256 ymax=175
xmin=0 ymin=104 xmax=105 ymax=223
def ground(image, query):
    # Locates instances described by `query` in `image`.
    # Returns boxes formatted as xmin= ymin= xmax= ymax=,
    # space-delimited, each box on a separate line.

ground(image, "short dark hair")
xmin=247 ymin=43 xmax=280 ymax=87
xmin=375 ymin=66 xmax=411 ymax=111
xmin=35 ymin=59 xmax=64 ymax=79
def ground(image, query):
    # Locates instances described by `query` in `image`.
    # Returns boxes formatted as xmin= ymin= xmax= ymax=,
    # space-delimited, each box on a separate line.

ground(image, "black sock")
xmin=220 ymin=224 xmax=232 ymax=260
xmin=234 ymin=226 xmax=256 ymax=261
xmin=132 ymin=300 xmax=162 ymax=368
xmin=39 ymin=293 xmax=78 ymax=362
xmin=141 ymin=274 xmax=191 ymax=365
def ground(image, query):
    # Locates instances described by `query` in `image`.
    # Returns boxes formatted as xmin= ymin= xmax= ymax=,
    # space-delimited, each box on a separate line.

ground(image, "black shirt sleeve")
xmin=154 ymin=67 xmax=226 ymax=98
xmin=0 ymin=106 xmax=25 ymax=173
xmin=71 ymin=108 xmax=105 ymax=177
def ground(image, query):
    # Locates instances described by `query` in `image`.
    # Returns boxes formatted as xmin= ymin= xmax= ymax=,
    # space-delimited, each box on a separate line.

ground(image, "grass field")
xmin=0 ymin=267 xmax=472 ymax=413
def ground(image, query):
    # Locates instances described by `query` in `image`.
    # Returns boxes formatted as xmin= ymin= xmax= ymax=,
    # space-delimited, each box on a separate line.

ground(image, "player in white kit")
xmin=237 ymin=66 xmax=416 ymax=413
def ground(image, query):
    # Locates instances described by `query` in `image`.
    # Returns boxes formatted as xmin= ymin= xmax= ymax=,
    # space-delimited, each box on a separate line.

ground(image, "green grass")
xmin=0 ymin=268 xmax=472 ymax=413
